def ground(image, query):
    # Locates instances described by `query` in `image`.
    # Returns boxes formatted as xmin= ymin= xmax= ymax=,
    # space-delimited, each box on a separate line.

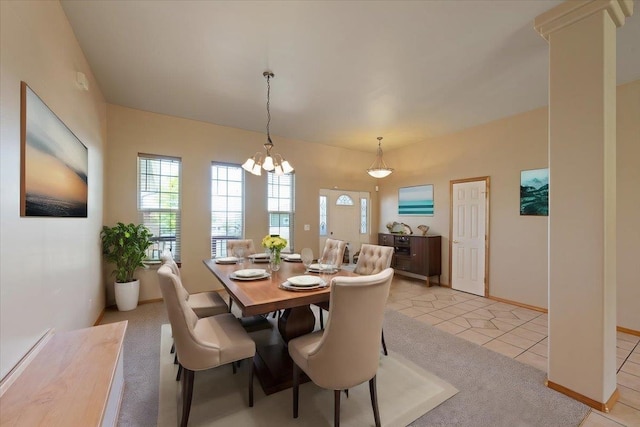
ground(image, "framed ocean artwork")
xmin=20 ymin=81 xmax=88 ymax=217
xmin=398 ymin=184 xmax=434 ymax=216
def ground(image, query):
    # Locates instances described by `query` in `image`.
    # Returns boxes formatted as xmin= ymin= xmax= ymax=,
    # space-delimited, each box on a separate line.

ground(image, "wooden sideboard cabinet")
xmin=378 ymin=233 xmax=442 ymax=286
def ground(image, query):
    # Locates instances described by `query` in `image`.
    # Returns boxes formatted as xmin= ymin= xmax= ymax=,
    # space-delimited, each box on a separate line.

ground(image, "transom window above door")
xmin=336 ymin=194 xmax=354 ymax=205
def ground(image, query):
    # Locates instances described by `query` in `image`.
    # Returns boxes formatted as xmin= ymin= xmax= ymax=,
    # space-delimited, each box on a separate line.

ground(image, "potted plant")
xmin=100 ymin=222 xmax=153 ymax=311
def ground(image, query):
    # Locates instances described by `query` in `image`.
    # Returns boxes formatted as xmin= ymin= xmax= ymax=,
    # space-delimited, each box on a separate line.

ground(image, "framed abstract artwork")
xmin=520 ymin=168 xmax=548 ymax=216
xmin=20 ymin=82 xmax=88 ymax=217
xmin=398 ymin=184 xmax=434 ymax=216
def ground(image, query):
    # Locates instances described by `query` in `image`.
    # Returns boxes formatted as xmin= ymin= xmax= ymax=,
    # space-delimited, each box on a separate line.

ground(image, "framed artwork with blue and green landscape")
xmin=398 ymin=184 xmax=434 ymax=216
xmin=520 ymin=168 xmax=549 ymax=216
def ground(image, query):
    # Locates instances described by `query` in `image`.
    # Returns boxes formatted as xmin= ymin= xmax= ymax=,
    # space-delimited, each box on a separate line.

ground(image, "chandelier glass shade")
xmin=366 ymin=137 xmax=393 ymax=178
xmin=242 ymin=71 xmax=293 ymax=176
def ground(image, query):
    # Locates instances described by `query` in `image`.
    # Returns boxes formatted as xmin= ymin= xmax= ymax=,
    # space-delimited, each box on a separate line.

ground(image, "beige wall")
xmin=617 ymin=80 xmax=640 ymax=331
xmin=380 ymin=80 xmax=639 ymax=330
xmin=105 ymin=105 xmax=378 ymax=302
xmin=0 ymin=1 xmax=107 ymax=379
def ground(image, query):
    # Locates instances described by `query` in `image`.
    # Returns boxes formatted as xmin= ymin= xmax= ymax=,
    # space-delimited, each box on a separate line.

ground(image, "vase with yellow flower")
xmin=262 ymin=234 xmax=288 ymax=272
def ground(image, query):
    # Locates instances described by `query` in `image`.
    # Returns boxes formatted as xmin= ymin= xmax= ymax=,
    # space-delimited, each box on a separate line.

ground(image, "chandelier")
xmin=242 ymin=71 xmax=293 ymax=176
xmin=366 ymin=137 xmax=394 ymax=178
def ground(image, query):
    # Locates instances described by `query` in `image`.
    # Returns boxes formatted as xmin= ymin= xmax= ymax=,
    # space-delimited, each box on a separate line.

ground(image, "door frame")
xmin=449 ymin=176 xmax=491 ymax=296
xmin=319 ymin=189 xmax=371 ymax=261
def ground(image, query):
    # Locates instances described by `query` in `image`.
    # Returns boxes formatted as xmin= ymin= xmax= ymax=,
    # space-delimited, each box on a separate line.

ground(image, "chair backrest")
xmin=321 ymin=238 xmax=347 ymax=266
xmin=306 ymin=268 xmax=394 ymax=389
xmin=354 ymin=244 xmax=394 ymax=275
xmin=157 ymin=265 xmax=222 ymax=369
xmin=160 ymin=250 xmax=181 ymax=277
xmin=226 ymin=239 xmax=257 ymax=256
xmin=160 ymin=251 xmax=189 ymax=301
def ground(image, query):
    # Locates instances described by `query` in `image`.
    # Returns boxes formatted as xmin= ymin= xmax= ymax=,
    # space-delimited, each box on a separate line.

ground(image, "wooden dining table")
xmin=202 ymin=258 xmax=356 ymax=394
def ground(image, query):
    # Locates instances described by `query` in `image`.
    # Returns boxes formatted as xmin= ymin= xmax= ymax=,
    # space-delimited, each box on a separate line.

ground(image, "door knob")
xmin=453 ymin=240 xmax=460 ymax=244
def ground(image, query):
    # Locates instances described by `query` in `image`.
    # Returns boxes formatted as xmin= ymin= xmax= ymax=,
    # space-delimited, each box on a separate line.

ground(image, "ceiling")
xmin=61 ymin=1 xmax=640 ymax=153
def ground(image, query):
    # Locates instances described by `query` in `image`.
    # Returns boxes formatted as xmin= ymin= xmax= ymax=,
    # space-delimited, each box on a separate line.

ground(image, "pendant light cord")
xmin=265 ymin=72 xmax=273 ymax=149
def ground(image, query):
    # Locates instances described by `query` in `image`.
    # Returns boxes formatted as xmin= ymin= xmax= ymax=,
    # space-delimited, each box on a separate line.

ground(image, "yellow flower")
xmin=262 ymin=234 xmax=287 ymax=250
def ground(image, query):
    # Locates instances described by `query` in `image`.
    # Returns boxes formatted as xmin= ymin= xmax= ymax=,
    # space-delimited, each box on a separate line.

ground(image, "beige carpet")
xmin=158 ymin=324 xmax=457 ymax=427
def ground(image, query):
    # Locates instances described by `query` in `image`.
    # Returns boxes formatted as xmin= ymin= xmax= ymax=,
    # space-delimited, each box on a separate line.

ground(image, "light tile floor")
xmin=385 ymin=276 xmax=640 ymax=427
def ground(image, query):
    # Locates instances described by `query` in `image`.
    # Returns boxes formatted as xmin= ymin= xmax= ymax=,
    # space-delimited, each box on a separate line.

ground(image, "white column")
xmin=534 ymin=0 xmax=633 ymax=411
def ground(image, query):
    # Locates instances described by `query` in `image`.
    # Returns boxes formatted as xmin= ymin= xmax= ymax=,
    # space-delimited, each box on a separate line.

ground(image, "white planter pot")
xmin=114 ymin=280 xmax=140 ymax=311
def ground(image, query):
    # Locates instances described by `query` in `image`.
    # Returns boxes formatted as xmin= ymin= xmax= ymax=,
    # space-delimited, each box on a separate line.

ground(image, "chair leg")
xmin=170 ymin=342 xmax=175 ymax=354
xmin=369 ymin=375 xmax=381 ymax=427
xmin=344 ymin=389 xmax=349 ymax=398
xmin=232 ymin=361 xmax=237 ymax=374
xmin=181 ymin=369 xmax=195 ymax=427
xmin=176 ymin=363 xmax=182 ymax=381
xmin=249 ymin=358 xmax=255 ymax=407
xmin=319 ymin=306 xmax=324 ymax=330
xmin=334 ymin=389 xmax=341 ymax=427
xmin=174 ymin=353 xmax=178 ymax=365
xmin=381 ymin=329 xmax=388 ymax=356
xmin=292 ymin=362 xmax=300 ymax=418
xmin=229 ymin=297 xmax=233 ymax=313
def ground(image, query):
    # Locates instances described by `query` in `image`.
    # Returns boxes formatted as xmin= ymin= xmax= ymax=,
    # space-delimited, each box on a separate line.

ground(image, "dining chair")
xmin=158 ymin=265 xmax=256 ymax=427
xmin=226 ymin=239 xmax=257 ymax=257
xmin=225 ymin=240 xmax=257 ymax=312
xmin=320 ymin=238 xmax=347 ymax=266
xmin=161 ymin=251 xmax=229 ymax=360
xmin=289 ymin=268 xmax=394 ymax=427
xmin=160 ymin=251 xmax=229 ymax=318
xmin=315 ymin=239 xmax=347 ymax=329
xmin=353 ymin=244 xmax=394 ymax=355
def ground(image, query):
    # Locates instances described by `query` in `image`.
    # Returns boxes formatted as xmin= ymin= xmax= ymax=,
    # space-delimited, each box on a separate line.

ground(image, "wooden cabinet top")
xmin=0 ymin=321 xmax=127 ymax=426
xmin=379 ymin=233 xmax=440 ymax=238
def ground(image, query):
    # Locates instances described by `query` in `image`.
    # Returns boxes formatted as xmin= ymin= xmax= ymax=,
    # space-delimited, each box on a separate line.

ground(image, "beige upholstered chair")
xmin=353 ymin=244 xmax=394 ymax=275
xmin=315 ymin=239 xmax=347 ymax=329
xmin=226 ymin=239 xmax=257 ymax=257
xmin=289 ymin=268 xmax=394 ymax=427
xmin=160 ymin=251 xmax=228 ymax=318
xmin=320 ymin=238 xmax=347 ymax=266
xmin=354 ymin=244 xmax=394 ymax=355
xmin=158 ymin=265 xmax=256 ymax=427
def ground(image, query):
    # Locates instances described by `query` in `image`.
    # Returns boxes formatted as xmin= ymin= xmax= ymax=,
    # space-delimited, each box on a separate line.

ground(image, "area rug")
xmin=383 ymin=310 xmax=591 ymax=427
xmin=157 ymin=324 xmax=458 ymax=427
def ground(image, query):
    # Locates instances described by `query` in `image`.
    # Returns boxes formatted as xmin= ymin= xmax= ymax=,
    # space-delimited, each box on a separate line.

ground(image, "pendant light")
xmin=366 ymin=137 xmax=394 ymax=178
xmin=242 ymin=71 xmax=294 ymax=176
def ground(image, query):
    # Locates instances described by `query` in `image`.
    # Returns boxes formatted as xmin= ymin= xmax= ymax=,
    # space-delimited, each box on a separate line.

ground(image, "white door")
xmin=319 ymin=189 xmax=369 ymax=262
xmin=451 ymin=179 xmax=488 ymax=296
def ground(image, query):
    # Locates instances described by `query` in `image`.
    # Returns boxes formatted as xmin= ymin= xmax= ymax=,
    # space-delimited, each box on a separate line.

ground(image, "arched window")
xmin=336 ymin=194 xmax=354 ymax=206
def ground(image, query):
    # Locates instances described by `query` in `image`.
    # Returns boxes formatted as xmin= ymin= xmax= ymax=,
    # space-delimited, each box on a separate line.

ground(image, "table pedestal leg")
xmin=253 ymin=305 xmax=316 ymax=395
xmin=278 ymin=305 xmax=316 ymax=342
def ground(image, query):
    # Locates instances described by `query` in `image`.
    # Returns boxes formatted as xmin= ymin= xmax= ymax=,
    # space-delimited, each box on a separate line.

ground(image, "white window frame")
xmin=137 ymin=153 xmax=181 ymax=262
xmin=211 ymin=162 xmax=244 ymax=257
xmin=267 ymin=172 xmax=294 ymax=252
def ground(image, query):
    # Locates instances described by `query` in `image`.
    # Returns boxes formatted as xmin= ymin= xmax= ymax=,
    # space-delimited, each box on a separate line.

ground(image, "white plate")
xmin=284 ymin=254 xmax=301 ymax=260
xmin=287 ymin=275 xmax=323 ymax=287
xmin=307 ymin=263 xmax=339 ymax=273
xmin=215 ymin=257 xmax=238 ymax=264
xmin=280 ymin=280 xmax=328 ymax=292
xmin=234 ymin=268 xmax=267 ymax=278
xmin=249 ymin=253 xmax=270 ymax=259
xmin=230 ymin=272 xmax=270 ymax=281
